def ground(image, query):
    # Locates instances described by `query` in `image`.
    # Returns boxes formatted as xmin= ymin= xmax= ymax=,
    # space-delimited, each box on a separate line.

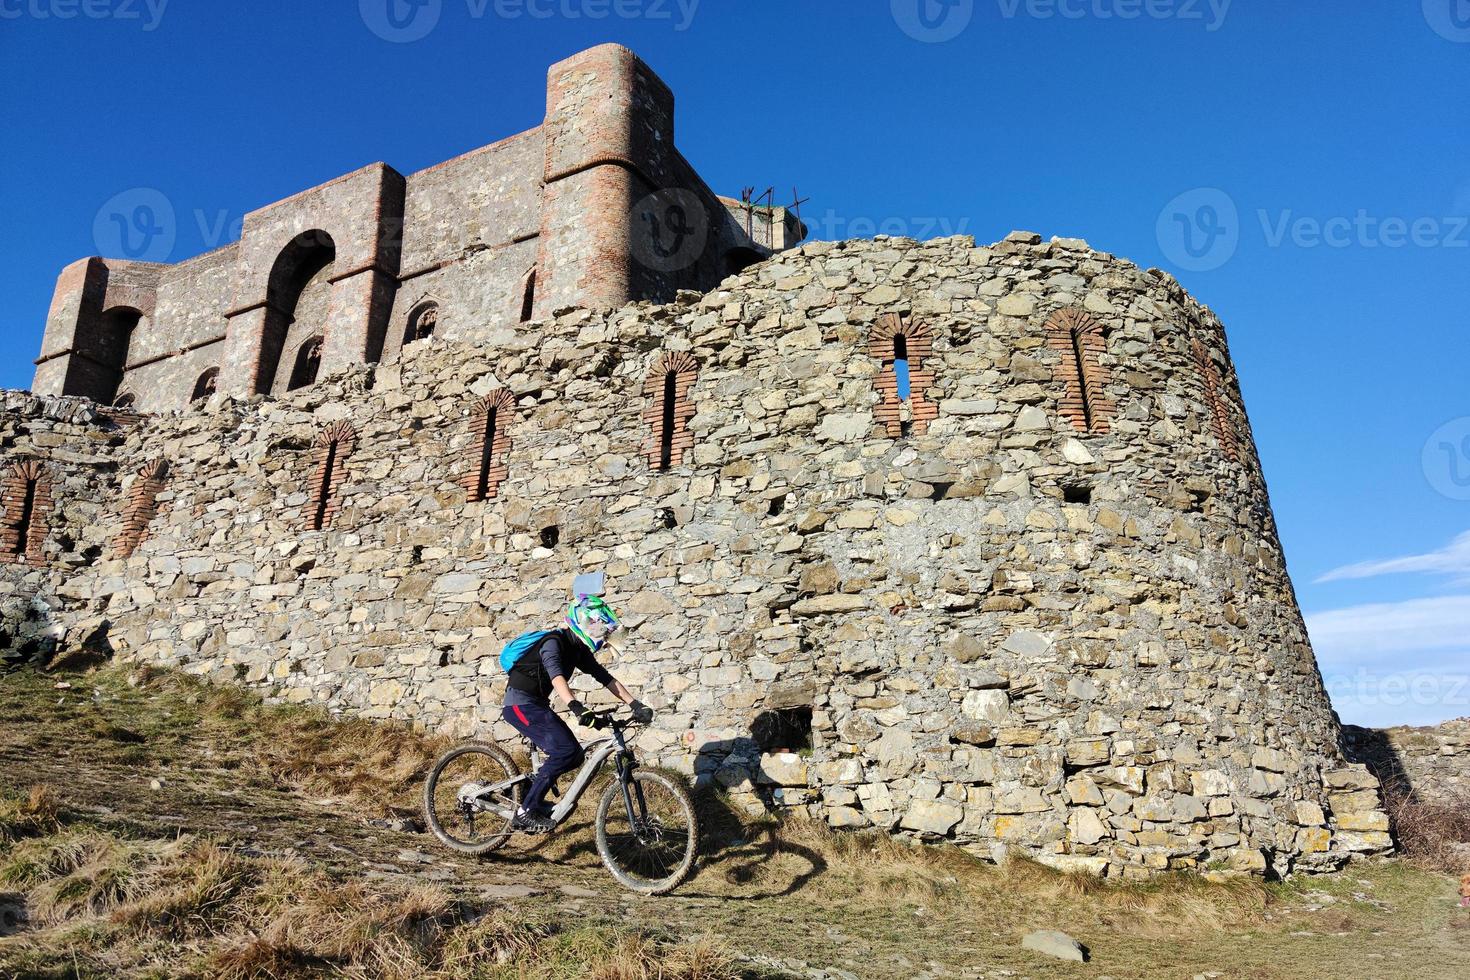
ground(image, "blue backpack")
xmin=499 ymin=629 xmax=554 ymax=674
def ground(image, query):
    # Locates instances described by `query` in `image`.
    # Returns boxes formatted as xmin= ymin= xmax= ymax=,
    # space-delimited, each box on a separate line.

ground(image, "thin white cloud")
xmin=1316 ymin=530 xmax=1470 ymax=583
xmin=1305 ymin=594 xmax=1470 ymax=659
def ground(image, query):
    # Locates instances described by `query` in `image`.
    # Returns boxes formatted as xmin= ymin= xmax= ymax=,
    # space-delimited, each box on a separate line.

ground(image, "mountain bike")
xmin=422 ymin=708 xmax=699 ymax=895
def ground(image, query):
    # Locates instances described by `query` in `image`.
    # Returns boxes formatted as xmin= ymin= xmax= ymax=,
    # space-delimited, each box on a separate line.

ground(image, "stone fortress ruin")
xmin=3 ymin=45 xmax=1402 ymax=879
xmin=32 ymin=44 xmax=803 ymax=414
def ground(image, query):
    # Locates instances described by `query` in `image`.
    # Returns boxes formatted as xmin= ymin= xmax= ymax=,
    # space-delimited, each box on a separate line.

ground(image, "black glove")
xmin=629 ymin=699 xmax=654 ymax=724
xmin=568 ymin=700 xmax=606 ymax=729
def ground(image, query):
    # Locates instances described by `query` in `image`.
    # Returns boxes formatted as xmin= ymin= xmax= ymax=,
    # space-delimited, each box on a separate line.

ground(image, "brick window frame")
xmin=0 ymin=460 xmax=55 ymax=566
xmin=1044 ymin=308 xmax=1117 ymax=434
xmin=642 ymin=351 xmax=698 ymax=470
xmin=304 ymin=421 xmax=357 ymax=530
xmin=869 ymin=313 xmax=939 ymax=437
xmin=461 ymin=390 xmax=516 ymax=502
xmin=114 ymin=459 xmax=169 ymax=559
xmin=1191 ymin=337 xmax=1240 ymax=462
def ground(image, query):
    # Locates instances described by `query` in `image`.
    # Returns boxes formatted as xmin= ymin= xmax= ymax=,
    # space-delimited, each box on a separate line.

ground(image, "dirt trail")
xmin=3 ymin=668 xmax=1468 ymax=980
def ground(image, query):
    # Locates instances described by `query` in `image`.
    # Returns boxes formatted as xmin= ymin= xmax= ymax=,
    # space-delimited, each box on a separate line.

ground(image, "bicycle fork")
xmin=615 ymin=752 xmax=657 ymax=844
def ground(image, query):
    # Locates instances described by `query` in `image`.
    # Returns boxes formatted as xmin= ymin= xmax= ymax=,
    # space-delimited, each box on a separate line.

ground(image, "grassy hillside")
xmin=1 ymin=665 xmax=1467 ymax=979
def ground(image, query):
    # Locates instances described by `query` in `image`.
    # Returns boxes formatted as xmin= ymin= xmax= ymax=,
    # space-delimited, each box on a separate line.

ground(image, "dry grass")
xmin=0 ymin=803 xmax=744 ymax=979
xmin=755 ymin=814 xmax=1268 ymax=934
xmin=123 ymin=666 xmax=455 ymax=814
xmin=1382 ymin=777 xmax=1470 ymax=874
xmin=0 ymin=786 xmax=61 ymax=844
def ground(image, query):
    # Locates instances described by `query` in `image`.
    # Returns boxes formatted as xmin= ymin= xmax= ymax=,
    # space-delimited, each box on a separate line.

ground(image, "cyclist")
xmin=502 ymin=595 xmax=653 ymax=833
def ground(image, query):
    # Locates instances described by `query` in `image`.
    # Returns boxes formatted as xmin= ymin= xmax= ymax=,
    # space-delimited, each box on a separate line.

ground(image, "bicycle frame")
xmin=471 ymin=715 xmax=642 ymax=827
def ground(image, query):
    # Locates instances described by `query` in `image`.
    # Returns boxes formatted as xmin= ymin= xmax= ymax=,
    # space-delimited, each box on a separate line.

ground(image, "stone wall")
xmin=2 ymin=233 xmax=1390 ymax=878
xmin=1343 ymin=719 xmax=1470 ymax=801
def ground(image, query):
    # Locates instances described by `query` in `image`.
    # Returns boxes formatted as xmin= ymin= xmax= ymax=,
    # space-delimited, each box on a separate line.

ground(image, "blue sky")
xmin=2 ymin=1 xmax=1468 ymax=726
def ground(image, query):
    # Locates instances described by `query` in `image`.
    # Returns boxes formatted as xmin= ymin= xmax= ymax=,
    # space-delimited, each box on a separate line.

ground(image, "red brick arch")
xmin=642 ymin=351 xmax=698 ymax=469
xmin=0 ymin=460 xmax=55 ymax=566
xmin=304 ymin=421 xmax=357 ymax=530
xmin=1044 ymin=308 xmax=1116 ymax=435
xmin=461 ymin=390 xmax=517 ymax=502
xmin=869 ymin=313 xmax=939 ymax=437
xmin=114 ymin=459 xmax=169 ymax=559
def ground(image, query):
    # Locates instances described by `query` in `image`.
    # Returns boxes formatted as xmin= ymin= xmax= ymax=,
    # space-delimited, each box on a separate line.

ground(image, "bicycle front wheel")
xmin=423 ymin=741 xmax=521 ymax=857
xmin=595 ymin=768 xmax=699 ymax=895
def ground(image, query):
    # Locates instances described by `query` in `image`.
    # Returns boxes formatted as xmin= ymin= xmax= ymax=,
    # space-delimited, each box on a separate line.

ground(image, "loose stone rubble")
xmin=0 ymin=233 xmax=1395 ymax=877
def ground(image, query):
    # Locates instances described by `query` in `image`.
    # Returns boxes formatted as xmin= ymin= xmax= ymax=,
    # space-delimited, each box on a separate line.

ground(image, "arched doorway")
xmin=256 ymin=230 xmax=336 ymax=395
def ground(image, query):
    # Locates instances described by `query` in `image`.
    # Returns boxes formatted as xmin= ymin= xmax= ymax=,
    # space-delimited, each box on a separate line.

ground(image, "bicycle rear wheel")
xmin=423 ymin=741 xmax=521 ymax=856
xmin=594 ymin=768 xmax=698 ymax=895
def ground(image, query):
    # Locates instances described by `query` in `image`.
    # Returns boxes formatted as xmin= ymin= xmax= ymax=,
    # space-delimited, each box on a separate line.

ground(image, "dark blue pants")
xmin=502 ymin=702 xmax=585 ymax=814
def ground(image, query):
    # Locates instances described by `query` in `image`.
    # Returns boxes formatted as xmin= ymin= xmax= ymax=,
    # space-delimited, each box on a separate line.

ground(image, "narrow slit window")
xmin=11 ymin=477 xmax=36 ymax=556
xmin=303 ymin=421 xmax=356 ymax=531
xmin=659 ymin=371 xmax=677 ymax=470
xmin=462 ymin=391 xmax=515 ymax=503
xmin=893 ymin=333 xmax=911 ymax=401
xmin=642 ymin=352 xmax=698 ymax=469
xmin=1044 ymin=309 xmax=1116 ymax=435
xmin=1069 ymin=326 xmax=1095 ymax=431
xmin=868 ymin=314 xmax=937 ymax=438
xmin=476 ymin=404 xmax=498 ymax=501
xmin=520 ymin=272 xmax=536 ymax=323
xmin=312 ymin=439 xmax=338 ymax=531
